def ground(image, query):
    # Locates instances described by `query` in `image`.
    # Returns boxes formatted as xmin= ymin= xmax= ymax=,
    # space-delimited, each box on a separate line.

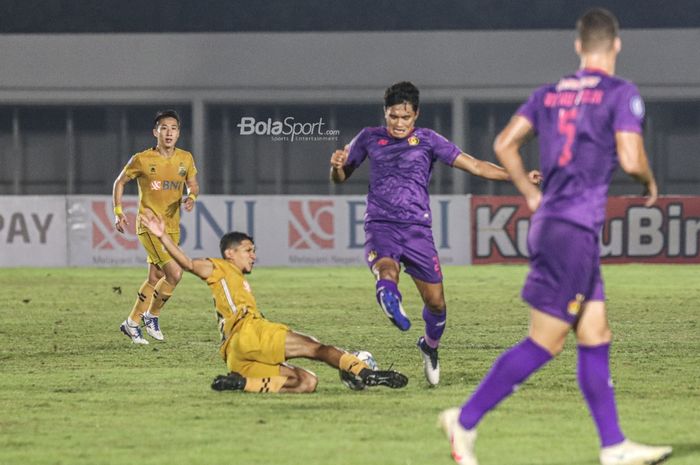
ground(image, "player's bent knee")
xmin=531 ymin=334 xmax=566 ymax=356
xmin=301 ymin=373 xmax=318 ymax=393
xmin=577 ymin=327 xmax=612 ymax=346
xmin=373 ymin=259 xmax=400 ymax=281
xmin=424 ymin=298 xmax=445 ymax=313
xmin=168 ymin=268 xmax=183 ymax=284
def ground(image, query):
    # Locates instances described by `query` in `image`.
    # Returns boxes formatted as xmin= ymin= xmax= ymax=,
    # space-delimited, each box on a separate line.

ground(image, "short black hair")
xmin=220 ymin=231 xmax=254 ymax=257
xmin=154 ymin=109 xmax=181 ymax=128
xmin=384 ymin=81 xmax=419 ymax=112
xmin=577 ymin=8 xmax=619 ymax=52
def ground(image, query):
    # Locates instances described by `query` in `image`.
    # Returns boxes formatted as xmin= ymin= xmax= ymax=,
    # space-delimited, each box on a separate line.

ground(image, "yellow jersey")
xmin=123 ymin=147 xmax=197 ymax=234
xmin=203 ymin=258 xmax=264 ymax=357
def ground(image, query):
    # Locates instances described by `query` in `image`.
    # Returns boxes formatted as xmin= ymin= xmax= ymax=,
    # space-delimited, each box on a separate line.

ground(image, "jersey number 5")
xmin=557 ymin=108 xmax=578 ymax=167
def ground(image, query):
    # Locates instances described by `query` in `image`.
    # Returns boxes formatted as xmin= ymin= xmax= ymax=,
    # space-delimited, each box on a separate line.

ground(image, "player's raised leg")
xmin=365 ymin=222 xmax=411 ymax=331
xmin=413 ymin=278 xmax=446 ymax=386
xmin=576 ymin=301 xmax=672 ymax=465
xmin=372 ymin=257 xmax=411 ymax=331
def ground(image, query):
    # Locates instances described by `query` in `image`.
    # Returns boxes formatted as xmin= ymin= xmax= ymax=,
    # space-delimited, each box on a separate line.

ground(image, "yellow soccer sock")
xmin=148 ymin=277 xmax=176 ymax=317
xmin=128 ymin=280 xmax=155 ymax=323
xmin=339 ymin=352 xmax=370 ymax=376
xmin=243 ymin=376 xmax=287 ymax=393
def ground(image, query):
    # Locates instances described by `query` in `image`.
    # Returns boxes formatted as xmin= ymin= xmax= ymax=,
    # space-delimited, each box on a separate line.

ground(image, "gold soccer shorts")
xmin=226 ymin=316 xmax=288 ymax=378
xmin=138 ymin=231 xmax=180 ymax=268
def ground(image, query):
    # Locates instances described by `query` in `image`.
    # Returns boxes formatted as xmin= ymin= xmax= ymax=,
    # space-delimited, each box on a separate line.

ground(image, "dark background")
xmin=2 ymin=0 xmax=699 ymax=33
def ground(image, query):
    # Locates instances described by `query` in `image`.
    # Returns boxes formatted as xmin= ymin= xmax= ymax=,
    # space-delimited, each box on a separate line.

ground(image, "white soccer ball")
xmin=339 ymin=350 xmax=378 ymax=391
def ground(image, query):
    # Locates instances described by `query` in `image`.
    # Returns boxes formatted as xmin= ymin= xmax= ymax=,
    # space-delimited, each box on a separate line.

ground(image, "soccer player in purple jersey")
xmin=330 ymin=81 xmax=539 ymax=386
xmin=438 ymin=8 xmax=671 ymax=465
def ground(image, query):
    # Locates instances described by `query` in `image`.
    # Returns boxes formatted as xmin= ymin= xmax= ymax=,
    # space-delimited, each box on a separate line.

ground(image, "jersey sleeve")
xmin=204 ymin=258 xmax=222 ymax=284
xmin=428 ymin=129 xmax=461 ymax=166
xmin=345 ymin=128 xmax=370 ymax=169
xmin=613 ymin=83 xmax=645 ymax=134
xmin=187 ymin=152 xmax=198 ymax=179
xmin=516 ymin=86 xmax=545 ymax=135
xmin=123 ymin=154 xmax=142 ymax=179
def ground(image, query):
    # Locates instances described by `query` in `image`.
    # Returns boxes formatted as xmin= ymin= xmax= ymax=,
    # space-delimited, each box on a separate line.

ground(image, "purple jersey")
xmin=345 ymin=126 xmax=461 ymax=225
xmin=517 ymin=68 xmax=645 ymax=232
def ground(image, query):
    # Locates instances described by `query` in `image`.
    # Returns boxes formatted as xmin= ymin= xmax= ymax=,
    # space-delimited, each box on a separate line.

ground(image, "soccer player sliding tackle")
xmin=330 ymin=81 xmax=539 ymax=386
xmin=438 ymin=8 xmax=671 ymax=465
xmin=139 ymin=209 xmax=408 ymax=393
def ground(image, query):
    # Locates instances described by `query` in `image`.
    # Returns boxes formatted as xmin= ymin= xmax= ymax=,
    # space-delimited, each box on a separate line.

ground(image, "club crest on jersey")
xmin=367 ymin=250 xmax=377 ymax=262
xmin=567 ymin=293 xmax=585 ymax=316
xmin=378 ymin=139 xmax=389 ymax=146
xmin=408 ymin=136 xmax=420 ymax=146
xmin=178 ymin=165 xmax=187 ymax=177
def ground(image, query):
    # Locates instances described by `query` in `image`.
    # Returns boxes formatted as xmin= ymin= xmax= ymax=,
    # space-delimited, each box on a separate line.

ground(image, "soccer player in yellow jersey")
xmin=112 ymin=110 xmax=199 ymax=344
xmin=138 ymin=210 xmax=408 ymax=393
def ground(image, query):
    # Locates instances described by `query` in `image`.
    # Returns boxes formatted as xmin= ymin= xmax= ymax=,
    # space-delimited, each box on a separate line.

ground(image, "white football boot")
xmin=417 ymin=336 xmax=440 ymax=386
xmin=438 ymin=407 xmax=478 ymax=465
xmin=142 ymin=312 xmax=164 ymax=341
xmin=120 ymin=319 xmax=149 ymax=345
xmin=600 ymin=439 xmax=672 ymax=465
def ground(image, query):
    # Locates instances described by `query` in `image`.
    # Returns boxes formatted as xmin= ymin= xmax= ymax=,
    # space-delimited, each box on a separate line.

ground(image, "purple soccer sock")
xmin=423 ymin=306 xmax=446 ymax=348
xmin=578 ymin=343 xmax=625 ymax=447
xmin=376 ymin=279 xmax=401 ymax=304
xmin=459 ymin=338 xmax=552 ymax=429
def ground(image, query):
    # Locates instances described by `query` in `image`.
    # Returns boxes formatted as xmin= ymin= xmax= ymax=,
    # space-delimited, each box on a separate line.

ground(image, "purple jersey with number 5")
xmin=517 ymin=68 xmax=645 ymax=232
xmin=345 ymin=126 xmax=461 ymax=226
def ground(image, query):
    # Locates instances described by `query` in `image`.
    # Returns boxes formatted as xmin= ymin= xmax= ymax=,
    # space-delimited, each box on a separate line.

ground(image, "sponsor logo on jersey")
xmin=243 ymin=280 xmax=251 ymax=292
xmin=288 ymin=200 xmax=334 ymax=249
xmin=378 ymin=139 xmax=389 ymax=146
xmin=408 ymin=136 xmax=420 ymax=146
xmin=150 ymin=180 xmax=183 ymax=191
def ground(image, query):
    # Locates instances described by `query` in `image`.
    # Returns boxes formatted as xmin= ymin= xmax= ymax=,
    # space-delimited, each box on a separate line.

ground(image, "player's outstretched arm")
xmin=452 ymin=151 xmax=541 ymax=185
xmin=112 ymin=170 xmax=131 ymax=234
xmin=452 ymin=153 xmax=510 ymax=181
xmin=494 ymin=115 xmax=542 ymax=212
xmin=616 ymin=131 xmax=658 ymax=207
xmin=139 ymin=210 xmax=214 ymax=279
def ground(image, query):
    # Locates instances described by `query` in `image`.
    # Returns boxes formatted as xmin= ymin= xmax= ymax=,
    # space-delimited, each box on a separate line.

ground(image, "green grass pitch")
xmin=1 ymin=265 xmax=698 ymax=465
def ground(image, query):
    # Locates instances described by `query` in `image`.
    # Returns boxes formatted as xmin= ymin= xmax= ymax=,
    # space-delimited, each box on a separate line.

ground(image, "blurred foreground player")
xmin=330 ymin=81 xmax=539 ymax=385
xmin=439 ymin=8 xmax=671 ymax=465
xmin=113 ymin=110 xmax=199 ymax=344
xmin=139 ymin=210 xmax=408 ymax=393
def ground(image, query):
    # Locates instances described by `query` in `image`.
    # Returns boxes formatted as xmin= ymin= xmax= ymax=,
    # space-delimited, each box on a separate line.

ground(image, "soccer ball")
xmin=339 ymin=350 xmax=378 ymax=391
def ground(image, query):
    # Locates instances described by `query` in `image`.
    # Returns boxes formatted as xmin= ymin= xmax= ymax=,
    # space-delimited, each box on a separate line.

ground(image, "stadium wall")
xmin=2 ymin=30 xmax=700 ymax=97
xmin=1 ymin=30 xmax=699 ymax=197
xmin=1 ymin=195 xmax=698 ymax=267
